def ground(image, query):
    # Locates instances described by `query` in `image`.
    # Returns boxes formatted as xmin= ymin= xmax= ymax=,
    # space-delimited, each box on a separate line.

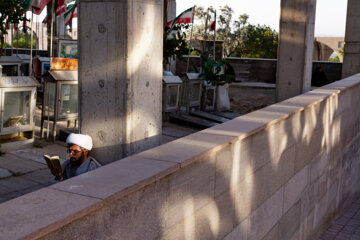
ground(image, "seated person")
xmin=54 ymin=133 xmax=101 ymax=180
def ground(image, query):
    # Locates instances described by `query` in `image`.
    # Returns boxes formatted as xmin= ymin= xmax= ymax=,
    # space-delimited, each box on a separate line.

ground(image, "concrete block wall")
xmin=176 ymin=56 xmax=342 ymax=85
xmin=1 ymin=74 xmax=360 ymax=239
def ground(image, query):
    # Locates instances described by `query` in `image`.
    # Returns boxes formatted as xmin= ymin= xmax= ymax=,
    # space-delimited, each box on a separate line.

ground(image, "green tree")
xmin=163 ymin=24 xmax=190 ymax=68
xmin=234 ymin=24 xmax=278 ymax=58
xmin=224 ymin=13 xmax=249 ymax=57
xmin=328 ymin=46 xmax=344 ymax=62
xmin=12 ymin=28 xmax=36 ymax=49
xmin=192 ymin=6 xmax=216 ymax=40
xmin=0 ymin=0 xmax=27 ymax=56
xmin=188 ymin=5 xmax=278 ymax=59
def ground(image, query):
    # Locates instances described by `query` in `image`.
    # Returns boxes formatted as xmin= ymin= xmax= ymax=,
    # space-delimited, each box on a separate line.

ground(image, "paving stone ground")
xmin=319 ymin=197 xmax=360 ymax=240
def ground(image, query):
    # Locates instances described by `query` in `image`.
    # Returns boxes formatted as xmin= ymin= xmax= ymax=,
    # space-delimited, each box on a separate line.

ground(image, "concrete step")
xmin=190 ymin=111 xmax=230 ymax=123
xmin=0 ymin=154 xmax=46 ymax=175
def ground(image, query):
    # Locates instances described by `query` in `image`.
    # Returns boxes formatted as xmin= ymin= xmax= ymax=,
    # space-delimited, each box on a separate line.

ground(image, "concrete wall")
xmin=177 ymin=56 xmax=342 ymax=85
xmin=1 ymin=74 xmax=360 ymax=240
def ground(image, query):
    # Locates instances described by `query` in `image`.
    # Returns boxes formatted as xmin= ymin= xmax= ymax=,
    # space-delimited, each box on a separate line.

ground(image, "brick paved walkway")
xmin=319 ymin=198 xmax=360 ymax=240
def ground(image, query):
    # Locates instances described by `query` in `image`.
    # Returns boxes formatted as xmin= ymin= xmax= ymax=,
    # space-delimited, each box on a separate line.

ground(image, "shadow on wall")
xmin=39 ymin=79 xmax=360 ymax=240
xmin=44 ymin=1 xmax=358 ymax=239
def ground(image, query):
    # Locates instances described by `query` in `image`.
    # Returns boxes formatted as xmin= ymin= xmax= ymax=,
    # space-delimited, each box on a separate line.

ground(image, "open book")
xmin=43 ymin=155 xmax=62 ymax=180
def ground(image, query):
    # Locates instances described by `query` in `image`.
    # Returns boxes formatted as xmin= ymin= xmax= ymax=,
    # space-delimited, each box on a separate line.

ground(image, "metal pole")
xmin=185 ymin=6 xmax=196 ymax=73
xmin=36 ymin=14 xmax=39 ymax=55
xmin=11 ymin=24 xmax=13 ymax=55
xmin=50 ymin=0 xmax=55 ymax=58
xmin=203 ymin=8 xmax=210 ymax=52
xmin=213 ymin=10 xmax=216 ymax=60
xmin=30 ymin=8 xmax=34 ymax=76
xmin=47 ymin=0 xmax=55 ymax=139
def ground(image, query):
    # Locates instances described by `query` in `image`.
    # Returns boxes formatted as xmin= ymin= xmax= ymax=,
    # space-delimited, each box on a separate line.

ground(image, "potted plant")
xmin=199 ymin=52 xmax=231 ymax=111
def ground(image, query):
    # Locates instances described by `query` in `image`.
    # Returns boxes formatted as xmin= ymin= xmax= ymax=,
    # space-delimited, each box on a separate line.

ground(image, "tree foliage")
xmin=163 ymin=24 xmax=190 ymax=67
xmin=188 ymin=5 xmax=278 ymax=59
xmin=234 ymin=24 xmax=278 ymax=58
xmin=13 ymin=29 xmax=37 ymax=49
xmin=0 ymin=0 xmax=27 ymax=56
xmin=328 ymin=46 xmax=344 ymax=62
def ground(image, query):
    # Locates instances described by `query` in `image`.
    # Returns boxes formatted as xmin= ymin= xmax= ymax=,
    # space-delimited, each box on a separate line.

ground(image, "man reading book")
xmin=52 ymin=133 xmax=101 ymax=180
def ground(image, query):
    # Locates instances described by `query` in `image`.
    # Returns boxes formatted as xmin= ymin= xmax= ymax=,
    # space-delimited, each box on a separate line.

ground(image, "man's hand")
xmin=51 ymin=168 xmax=62 ymax=181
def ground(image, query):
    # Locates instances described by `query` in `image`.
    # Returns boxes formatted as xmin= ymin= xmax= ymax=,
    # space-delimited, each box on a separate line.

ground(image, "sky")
xmin=176 ymin=0 xmax=348 ymax=37
xmin=29 ymin=0 xmax=347 ymax=37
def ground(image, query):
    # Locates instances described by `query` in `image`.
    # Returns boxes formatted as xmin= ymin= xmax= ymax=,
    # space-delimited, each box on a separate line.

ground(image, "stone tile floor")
xmin=319 ymin=198 xmax=360 ymax=240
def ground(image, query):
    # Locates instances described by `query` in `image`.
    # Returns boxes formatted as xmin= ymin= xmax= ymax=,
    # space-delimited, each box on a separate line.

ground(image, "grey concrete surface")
xmin=79 ymin=0 xmax=163 ymax=165
xmin=276 ymin=0 xmax=316 ymax=101
xmin=342 ymin=0 xmax=360 ymax=78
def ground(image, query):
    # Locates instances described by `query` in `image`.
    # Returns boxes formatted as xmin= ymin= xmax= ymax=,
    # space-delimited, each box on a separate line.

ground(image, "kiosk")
xmin=162 ymin=72 xmax=182 ymax=113
xmin=0 ymin=66 xmax=39 ymax=151
xmin=0 ymin=56 xmax=22 ymax=76
xmin=41 ymin=69 xmax=78 ymax=141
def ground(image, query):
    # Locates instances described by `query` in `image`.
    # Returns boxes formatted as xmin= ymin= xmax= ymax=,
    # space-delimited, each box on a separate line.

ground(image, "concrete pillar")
xmin=79 ymin=0 xmax=163 ymax=164
xmin=342 ymin=0 xmax=360 ymax=78
xmin=276 ymin=0 xmax=316 ymax=101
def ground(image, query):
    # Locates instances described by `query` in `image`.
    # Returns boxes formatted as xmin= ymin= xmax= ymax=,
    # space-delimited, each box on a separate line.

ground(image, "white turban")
xmin=66 ymin=133 xmax=93 ymax=150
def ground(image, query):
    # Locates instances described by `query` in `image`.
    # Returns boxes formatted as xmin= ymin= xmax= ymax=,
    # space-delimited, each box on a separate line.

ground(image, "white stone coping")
xmin=0 ymin=73 xmax=360 ymax=239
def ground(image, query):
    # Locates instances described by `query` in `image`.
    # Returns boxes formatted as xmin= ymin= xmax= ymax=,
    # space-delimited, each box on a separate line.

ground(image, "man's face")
xmin=68 ymin=145 xmax=87 ymax=166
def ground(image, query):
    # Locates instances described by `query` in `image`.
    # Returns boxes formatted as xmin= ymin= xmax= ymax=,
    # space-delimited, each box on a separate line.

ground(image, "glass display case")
xmin=12 ymin=54 xmax=31 ymax=76
xmin=41 ymin=70 xmax=78 ymax=141
xmin=33 ymin=57 xmax=51 ymax=95
xmin=0 ymin=56 xmax=22 ymax=76
xmin=0 ymin=71 xmax=39 ymax=151
xmin=183 ymin=73 xmax=203 ymax=111
xmin=201 ymin=81 xmax=216 ymax=111
xmin=162 ymin=75 xmax=182 ymax=112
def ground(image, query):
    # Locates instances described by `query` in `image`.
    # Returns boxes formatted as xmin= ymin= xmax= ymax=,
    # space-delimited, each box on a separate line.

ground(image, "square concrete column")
xmin=276 ymin=0 xmax=316 ymax=101
xmin=79 ymin=0 xmax=163 ymax=164
xmin=342 ymin=0 xmax=360 ymax=78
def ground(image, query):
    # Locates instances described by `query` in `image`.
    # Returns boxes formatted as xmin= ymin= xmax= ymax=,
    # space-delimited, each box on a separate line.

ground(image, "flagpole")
xmin=50 ymin=0 xmax=54 ymax=58
xmin=185 ymin=6 xmax=196 ymax=73
xmin=36 ymin=14 xmax=39 ymax=56
xmin=213 ymin=10 xmax=216 ymax=61
xmin=48 ymin=0 xmax=55 ymax=139
xmin=30 ymin=8 xmax=34 ymax=76
xmin=204 ymin=8 xmax=209 ymax=41
xmin=11 ymin=24 xmax=13 ymax=55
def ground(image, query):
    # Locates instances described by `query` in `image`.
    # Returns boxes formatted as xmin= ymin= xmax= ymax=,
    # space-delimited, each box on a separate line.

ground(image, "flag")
xmin=21 ymin=0 xmax=51 ymax=15
xmin=65 ymin=1 xmax=78 ymax=25
xmin=210 ymin=20 xmax=216 ymax=31
xmin=165 ymin=7 xmax=195 ymax=29
xmin=55 ymin=0 xmax=66 ymax=16
xmin=42 ymin=4 xmax=52 ymax=24
xmin=42 ymin=13 xmax=51 ymax=24
xmin=23 ymin=19 xmax=27 ymax=33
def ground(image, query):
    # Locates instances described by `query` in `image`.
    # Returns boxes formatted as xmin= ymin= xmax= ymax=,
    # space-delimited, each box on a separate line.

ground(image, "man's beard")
xmin=70 ymin=152 xmax=85 ymax=167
